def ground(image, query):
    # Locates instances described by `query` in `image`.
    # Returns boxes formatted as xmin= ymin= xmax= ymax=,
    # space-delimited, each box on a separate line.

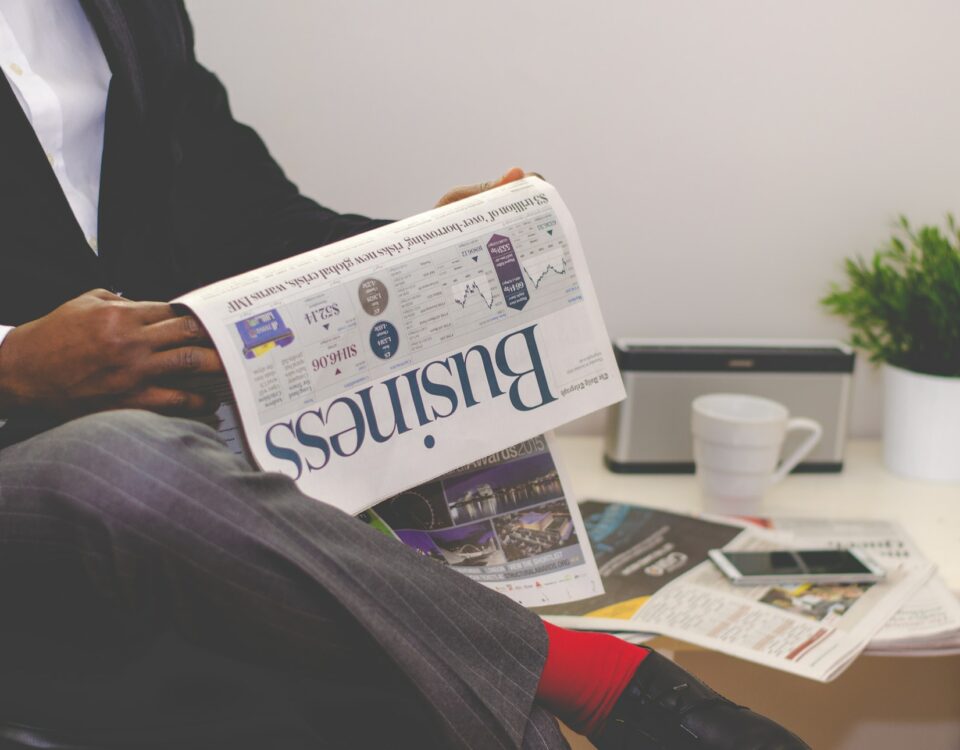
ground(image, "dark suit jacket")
xmin=0 ymin=4 xmax=423 ymax=747
xmin=0 ymin=0 xmax=388 ymax=327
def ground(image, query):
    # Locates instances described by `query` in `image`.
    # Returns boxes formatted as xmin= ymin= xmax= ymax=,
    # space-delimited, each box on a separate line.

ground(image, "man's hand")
xmin=0 ymin=289 xmax=223 ymax=418
xmin=434 ymin=167 xmax=539 ymax=207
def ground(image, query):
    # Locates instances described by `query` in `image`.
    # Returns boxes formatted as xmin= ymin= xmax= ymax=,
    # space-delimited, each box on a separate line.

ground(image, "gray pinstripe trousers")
xmin=0 ymin=410 xmax=570 ymax=749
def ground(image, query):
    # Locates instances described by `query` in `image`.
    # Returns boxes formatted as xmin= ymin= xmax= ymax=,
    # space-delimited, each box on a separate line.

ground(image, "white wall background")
xmin=187 ymin=0 xmax=960 ymax=437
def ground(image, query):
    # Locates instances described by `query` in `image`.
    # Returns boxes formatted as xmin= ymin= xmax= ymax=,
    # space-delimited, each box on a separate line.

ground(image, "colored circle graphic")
xmin=369 ymin=320 xmax=399 ymax=359
xmin=358 ymin=278 xmax=389 ymax=316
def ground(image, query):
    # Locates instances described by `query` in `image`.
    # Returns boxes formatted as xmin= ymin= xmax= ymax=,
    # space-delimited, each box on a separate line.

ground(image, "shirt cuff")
xmin=0 ymin=325 xmax=12 ymax=427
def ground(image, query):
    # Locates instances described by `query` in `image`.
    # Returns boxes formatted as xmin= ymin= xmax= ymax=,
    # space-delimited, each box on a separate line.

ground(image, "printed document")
xmin=364 ymin=434 xmax=603 ymax=607
xmin=177 ymin=178 xmax=624 ymax=514
xmin=542 ymin=502 xmax=934 ymax=681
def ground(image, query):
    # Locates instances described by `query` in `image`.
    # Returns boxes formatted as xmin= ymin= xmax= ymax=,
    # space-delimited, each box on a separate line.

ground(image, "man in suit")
xmin=0 ymin=2 xmax=810 ymax=748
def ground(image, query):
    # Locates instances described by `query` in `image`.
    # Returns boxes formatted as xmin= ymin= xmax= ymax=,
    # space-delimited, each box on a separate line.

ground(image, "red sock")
xmin=535 ymin=621 xmax=649 ymax=736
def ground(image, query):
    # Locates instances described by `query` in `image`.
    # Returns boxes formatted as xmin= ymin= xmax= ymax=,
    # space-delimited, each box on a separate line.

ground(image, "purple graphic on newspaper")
xmin=486 ymin=234 xmax=529 ymax=311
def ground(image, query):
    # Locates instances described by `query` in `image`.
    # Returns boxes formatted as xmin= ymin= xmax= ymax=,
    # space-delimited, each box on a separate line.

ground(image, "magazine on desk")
xmin=179 ymin=178 xmax=621 ymax=609
xmin=539 ymin=501 xmax=935 ymax=682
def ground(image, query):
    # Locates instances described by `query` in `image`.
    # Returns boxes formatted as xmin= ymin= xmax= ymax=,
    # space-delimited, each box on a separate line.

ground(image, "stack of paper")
xmin=537 ymin=502 xmax=938 ymax=682
xmin=767 ymin=518 xmax=960 ymax=657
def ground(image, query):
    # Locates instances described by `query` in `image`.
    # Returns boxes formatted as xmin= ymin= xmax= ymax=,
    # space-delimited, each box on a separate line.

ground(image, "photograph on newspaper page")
xmin=536 ymin=501 xmax=743 ymax=626
xmin=360 ymin=434 xmax=603 ymax=608
xmin=176 ymin=178 xmax=624 ymax=514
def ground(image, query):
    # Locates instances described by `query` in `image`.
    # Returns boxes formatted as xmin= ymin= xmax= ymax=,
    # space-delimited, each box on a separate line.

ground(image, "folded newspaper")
xmin=177 ymin=178 xmax=621 ymax=609
xmin=361 ymin=433 xmax=603 ymax=608
xmin=539 ymin=502 xmax=935 ymax=682
xmin=760 ymin=518 xmax=960 ymax=657
xmin=177 ymin=177 xmax=625 ymax=514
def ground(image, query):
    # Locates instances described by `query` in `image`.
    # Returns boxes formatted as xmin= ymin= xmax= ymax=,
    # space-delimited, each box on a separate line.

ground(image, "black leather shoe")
xmin=591 ymin=650 xmax=810 ymax=749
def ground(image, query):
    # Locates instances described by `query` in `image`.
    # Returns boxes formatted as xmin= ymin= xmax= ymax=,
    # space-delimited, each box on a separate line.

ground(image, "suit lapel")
xmin=0 ymin=1 xmax=148 ymax=291
xmin=81 ymin=0 xmax=146 ymax=120
xmin=80 ymin=0 xmax=149 ymax=288
xmin=0 ymin=73 xmax=100 ymax=281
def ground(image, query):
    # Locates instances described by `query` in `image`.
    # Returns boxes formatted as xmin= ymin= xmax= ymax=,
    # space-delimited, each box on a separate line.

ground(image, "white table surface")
xmin=553 ymin=436 xmax=960 ymax=593
xmin=554 ymin=436 xmax=960 ymax=750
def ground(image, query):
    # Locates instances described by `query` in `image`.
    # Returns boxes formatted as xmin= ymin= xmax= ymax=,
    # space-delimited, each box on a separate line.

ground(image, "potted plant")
xmin=822 ymin=215 xmax=960 ymax=481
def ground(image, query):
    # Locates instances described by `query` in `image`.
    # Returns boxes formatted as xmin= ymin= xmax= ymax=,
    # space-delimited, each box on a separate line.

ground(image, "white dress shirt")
xmin=0 ymin=0 xmax=110 ymax=359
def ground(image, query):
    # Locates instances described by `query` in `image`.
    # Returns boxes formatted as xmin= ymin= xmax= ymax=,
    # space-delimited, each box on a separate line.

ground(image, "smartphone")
xmin=708 ymin=548 xmax=886 ymax=586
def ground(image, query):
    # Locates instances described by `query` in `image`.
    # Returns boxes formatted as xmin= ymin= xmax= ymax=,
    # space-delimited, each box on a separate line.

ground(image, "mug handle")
xmin=770 ymin=417 xmax=823 ymax=485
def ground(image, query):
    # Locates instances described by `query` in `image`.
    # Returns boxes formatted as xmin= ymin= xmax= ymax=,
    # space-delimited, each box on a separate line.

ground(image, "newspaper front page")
xmin=542 ymin=501 xmax=933 ymax=681
xmin=177 ymin=178 xmax=624 ymax=514
xmin=362 ymin=434 xmax=603 ymax=607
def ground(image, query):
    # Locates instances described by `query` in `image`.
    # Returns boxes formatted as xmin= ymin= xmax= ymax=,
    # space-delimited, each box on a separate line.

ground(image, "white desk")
xmin=554 ymin=436 xmax=960 ymax=750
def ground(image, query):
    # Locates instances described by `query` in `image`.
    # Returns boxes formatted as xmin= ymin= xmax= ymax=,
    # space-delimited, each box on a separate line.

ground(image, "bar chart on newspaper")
xmin=178 ymin=178 xmax=624 ymax=513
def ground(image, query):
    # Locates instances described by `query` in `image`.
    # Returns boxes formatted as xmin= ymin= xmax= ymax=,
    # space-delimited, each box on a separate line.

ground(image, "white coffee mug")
xmin=691 ymin=393 xmax=823 ymax=516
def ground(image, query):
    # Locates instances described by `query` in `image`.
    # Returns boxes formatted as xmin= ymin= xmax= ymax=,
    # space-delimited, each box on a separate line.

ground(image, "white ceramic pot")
xmin=883 ymin=363 xmax=960 ymax=482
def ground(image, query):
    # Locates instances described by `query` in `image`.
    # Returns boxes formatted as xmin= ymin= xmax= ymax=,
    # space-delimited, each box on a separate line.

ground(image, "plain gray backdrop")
xmin=187 ymin=0 xmax=960 ymax=437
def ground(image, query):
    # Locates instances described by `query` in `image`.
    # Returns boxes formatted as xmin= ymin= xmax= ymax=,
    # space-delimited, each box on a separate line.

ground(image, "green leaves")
xmin=822 ymin=215 xmax=960 ymax=377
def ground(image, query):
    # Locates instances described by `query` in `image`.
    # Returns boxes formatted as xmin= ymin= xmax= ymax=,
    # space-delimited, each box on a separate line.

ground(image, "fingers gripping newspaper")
xmin=176 ymin=178 xmax=620 ymax=607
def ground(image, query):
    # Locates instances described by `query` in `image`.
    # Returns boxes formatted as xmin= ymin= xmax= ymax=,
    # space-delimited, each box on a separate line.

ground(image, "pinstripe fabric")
xmin=0 ymin=410 xmax=571 ymax=749
xmin=522 ymin=707 xmax=571 ymax=750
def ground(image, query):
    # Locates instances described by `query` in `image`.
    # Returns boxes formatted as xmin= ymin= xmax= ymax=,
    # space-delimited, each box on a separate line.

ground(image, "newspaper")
xmin=764 ymin=518 xmax=960 ymax=655
xmin=543 ymin=501 xmax=934 ymax=682
xmin=209 ymin=402 xmax=602 ymax=608
xmin=176 ymin=177 xmax=624 ymax=514
xmin=867 ymin=578 xmax=960 ymax=656
xmin=535 ymin=502 xmax=744 ymax=621
xmin=361 ymin=433 xmax=603 ymax=607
